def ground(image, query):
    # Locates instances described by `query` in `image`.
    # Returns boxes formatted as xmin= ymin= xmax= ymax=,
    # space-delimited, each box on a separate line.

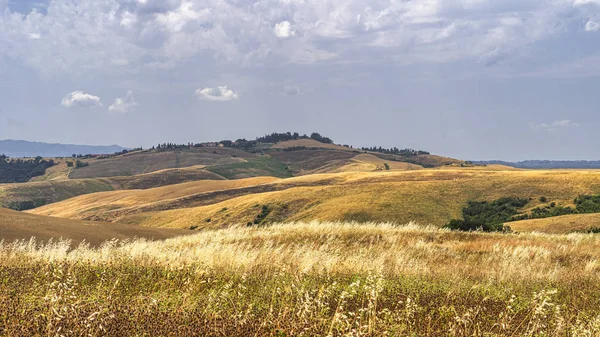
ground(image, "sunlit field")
xmin=2 ymin=221 xmax=600 ymax=336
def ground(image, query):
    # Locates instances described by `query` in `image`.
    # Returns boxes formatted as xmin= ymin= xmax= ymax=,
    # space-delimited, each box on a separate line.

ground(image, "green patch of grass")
xmin=206 ymin=156 xmax=293 ymax=179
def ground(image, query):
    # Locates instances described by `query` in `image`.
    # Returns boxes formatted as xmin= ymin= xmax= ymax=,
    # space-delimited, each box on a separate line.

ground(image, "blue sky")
xmin=1 ymin=0 xmax=600 ymax=160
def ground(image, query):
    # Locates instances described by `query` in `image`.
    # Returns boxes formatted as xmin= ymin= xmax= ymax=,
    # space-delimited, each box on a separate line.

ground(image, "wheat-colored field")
xmin=2 ymin=221 xmax=600 ymax=336
xmin=0 ymin=208 xmax=191 ymax=246
xmin=29 ymin=169 xmax=600 ymax=232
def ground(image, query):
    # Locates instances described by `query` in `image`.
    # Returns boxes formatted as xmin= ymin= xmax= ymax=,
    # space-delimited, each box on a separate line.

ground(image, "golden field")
xmin=0 ymin=208 xmax=191 ymax=246
xmin=2 ymin=221 xmax=600 ymax=336
xmin=28 ymin=169 xmax=600 ymax=232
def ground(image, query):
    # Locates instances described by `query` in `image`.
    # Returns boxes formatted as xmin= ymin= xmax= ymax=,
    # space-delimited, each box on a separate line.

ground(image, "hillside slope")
xmin=29 ymin=169 xmax=600 ymax=231
xmin=509 ymin=213 xmax=600 ymax=233
xmin=0 ymin=166 xmax=227 ymax=210
xmin=69 ymin=148 xmax=253 ymax=179
xmin=0 ymin=208 xmax=190 ymax=246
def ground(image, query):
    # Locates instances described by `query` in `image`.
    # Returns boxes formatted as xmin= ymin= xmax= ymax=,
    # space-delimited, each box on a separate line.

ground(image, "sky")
xmin=1 ymin=0 xmax=600 ymax=161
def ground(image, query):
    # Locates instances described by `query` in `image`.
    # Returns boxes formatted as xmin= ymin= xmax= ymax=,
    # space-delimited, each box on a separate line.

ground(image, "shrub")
xmin=540 ymin=196 xmax=548 ymax=203
xmin=444 ymin=197 xmax=529 ymax=232
xmin=252 ymin=205 xmax=272 ymax=225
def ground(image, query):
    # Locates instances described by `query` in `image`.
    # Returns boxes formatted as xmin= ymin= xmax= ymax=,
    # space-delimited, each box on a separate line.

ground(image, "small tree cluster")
xmin=361 ymin=146 xmax=430 ymax=156
xmin=0 ymin=155 xmax=56 ymax=183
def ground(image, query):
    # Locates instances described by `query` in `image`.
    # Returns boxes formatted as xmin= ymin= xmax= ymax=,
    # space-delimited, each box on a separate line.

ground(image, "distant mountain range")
xmin=0 ymin=140 xmax=127 ymax=158
xmin=474 ymin=160 xmax=600 ymax=169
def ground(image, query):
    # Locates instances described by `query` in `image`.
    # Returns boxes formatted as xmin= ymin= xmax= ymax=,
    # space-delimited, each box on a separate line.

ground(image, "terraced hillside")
xmin=30 ymin=169 xmax=600 ymax=232
xmin=0 ymin=208 xmax=190 ymax=246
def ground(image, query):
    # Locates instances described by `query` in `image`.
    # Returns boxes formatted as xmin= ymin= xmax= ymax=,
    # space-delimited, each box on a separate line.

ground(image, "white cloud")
xmin=61 ymin=91 xmax=103 ymax=108
xmin=585 ymin=20 xmax=600 ymax=31
xmin=156 ymin=1 xmax=210 ymax=33
xmin=0 ymin=0 xmax=597 ymax=75
xmin=531 ymin=119 xmax=579 ymax=131
xmin=574 ymin=0 xmax=600 ymax=6
xmin=28 ymin=33 xmax=41 ymax=40
xmin=109 ymin=90 xmax=138 ymax=113
xmin=195 ymin=86 xmax=239 ymax=101
xmin=274 ymin=21 xmax=295 ymax=38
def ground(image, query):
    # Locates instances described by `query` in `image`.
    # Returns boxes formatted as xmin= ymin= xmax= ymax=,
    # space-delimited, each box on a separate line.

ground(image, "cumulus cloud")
xmin=531 ymin=119 xmax=579 ymax=131
xmin=61 ymin=91 xmax=103 ymax=108
xmin=274 ymin=21 xmax=295 ymax=38
xmin=585 ymin=20 xmax=600 ymax=31
xmin=109 ymin=91 xmax=138 ymax=113
xmin=195 ymin=86 xmax=239 ymax=101
xmin=0 ymin=0 xmax=598 ymax=76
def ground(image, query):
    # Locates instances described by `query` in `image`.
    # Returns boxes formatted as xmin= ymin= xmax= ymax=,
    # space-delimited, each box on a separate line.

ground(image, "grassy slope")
xmin=205 ymin=156 xmax=293 ymax=179
xmin=29 ymin=176 xmax=280 ymax=220
xmin=29 ymin=169 xmax=600 ymax=232
xmin=509 ymin=213 xmax=600 ymax=233
xmin=69 ymin=148 xmax=253 ymax=179
xmin=0 ymin=179 xmax=115 ymax=209
xmin=106 ymin=166 xmax=225 ymax=189
xmin=0 ymin=166 xmax=228 ymax=209
xmin=270 ymin=138 xmax=356 ymax=151
xmin=3 ymin=222 xmax=600 ymax=335
xmin=0 ymin=208 xmax=191 ymax=246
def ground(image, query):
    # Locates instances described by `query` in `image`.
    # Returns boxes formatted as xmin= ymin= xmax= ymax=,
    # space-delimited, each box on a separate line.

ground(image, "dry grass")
xmin=509 ymin=213 xmax=600 ymax=233
xmin=29 ymin=176 xmax=279 ymax=219
xmin=270 ymin=139 xmax=356 ymax=151
xmin=0 ymin=208 xmax=191 ymax=246
xmin=29 ymin=169 xmax=600 ymax=232
xmin=68 ymin=148 xmax=252 ymax=179
xmin=2 ymin=221 xmax=600 ymax=336
xmin=335 ymin=153 xmax=423 ymax=172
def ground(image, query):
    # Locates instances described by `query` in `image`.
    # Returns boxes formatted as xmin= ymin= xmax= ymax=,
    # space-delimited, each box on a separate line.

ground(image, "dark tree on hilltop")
xmin=309 ymin=133 xmax=333 ymax=144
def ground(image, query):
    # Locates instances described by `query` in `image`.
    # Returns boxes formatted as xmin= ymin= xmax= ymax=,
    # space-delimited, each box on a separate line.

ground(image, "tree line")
xmin=360 ymin=147 xmax=430 ymax=156
xmin=0 ymin=155 xmax=56 ymax=183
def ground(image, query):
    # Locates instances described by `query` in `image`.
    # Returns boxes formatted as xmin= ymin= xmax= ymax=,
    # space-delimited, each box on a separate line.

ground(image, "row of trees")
xmin=361 ymin=147 xmax=430 ymax=156
xmin=0 ymin=155 xmax=56 ymax=183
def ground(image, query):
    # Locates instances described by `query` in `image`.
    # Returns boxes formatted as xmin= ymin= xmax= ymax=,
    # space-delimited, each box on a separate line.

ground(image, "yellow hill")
xmin=29 ymin=176 xmax=280 ymax=219
xmin=0 ymin=208 xmax=190 ymax=246
xmin=509 ymin=213 xmax=600 ymax=234
xmin=29 ymin=169 xmax=600 ymax=232
xmin=0 ymin=166 xmax=227 ymax=210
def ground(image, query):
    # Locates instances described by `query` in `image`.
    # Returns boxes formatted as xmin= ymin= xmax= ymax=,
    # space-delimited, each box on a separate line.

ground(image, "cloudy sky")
xmin=1 ymin=0 xmax=599 ymax=160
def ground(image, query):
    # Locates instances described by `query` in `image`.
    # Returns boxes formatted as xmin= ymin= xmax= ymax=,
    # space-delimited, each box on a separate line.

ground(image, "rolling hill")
xmin=0 ymin=208 xmax=191 ymax=246
xmin=0 ymin=166 xmax=227 ymax=210
xmin=68 ymin=148 xmax=253 ymax=179
xmin=509 ymin=213 xmax=600 ymax=233
xmin=29 ymin=169 xmax=600 ymax=232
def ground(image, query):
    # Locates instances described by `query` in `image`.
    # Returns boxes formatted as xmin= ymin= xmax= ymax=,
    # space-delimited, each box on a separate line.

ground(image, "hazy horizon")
xmin=2 ymin=0 xmax=600 ymax=161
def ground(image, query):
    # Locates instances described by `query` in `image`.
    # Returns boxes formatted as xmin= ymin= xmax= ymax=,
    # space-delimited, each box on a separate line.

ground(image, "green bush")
xmin=444 ymin=197 xmax=529 ymax=232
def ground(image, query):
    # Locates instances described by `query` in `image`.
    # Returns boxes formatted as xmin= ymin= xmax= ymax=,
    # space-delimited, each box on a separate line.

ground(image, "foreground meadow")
xmin=2 ymin=222 xmax=600 ymax=336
